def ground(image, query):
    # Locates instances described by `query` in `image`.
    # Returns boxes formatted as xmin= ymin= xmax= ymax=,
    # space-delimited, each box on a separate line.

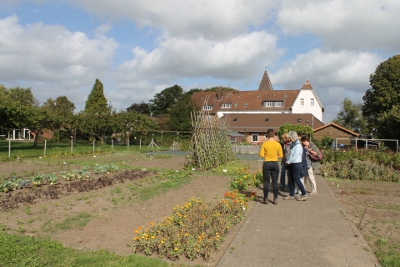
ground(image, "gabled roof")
xmin=258 ymin=70 xmax=273 ymax=91
xmin=191 ymin=90 xmax=300 ymax=113
xmin=301 ymin=79 xmax=313 ymax=90
xmin=222 ymin=113 xmax=324 ymax=133
xmin=313 ymin=122 xmax=360 ymax=137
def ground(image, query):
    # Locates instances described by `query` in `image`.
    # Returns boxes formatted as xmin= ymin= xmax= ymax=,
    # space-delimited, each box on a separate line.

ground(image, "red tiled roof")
xmin=258 ymin=70 xmax=273 ymax=91
xmin=301 ymin=79 xmax=313 ymax=89
xmin=191 ymin=89 xmax=300 ymax=113
xmin=222 ymin=113 xmax=324 ymax=133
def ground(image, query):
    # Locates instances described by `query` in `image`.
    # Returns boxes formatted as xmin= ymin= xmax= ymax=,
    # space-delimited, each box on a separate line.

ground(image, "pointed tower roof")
xmin=301 ymin=79 xmax=313 ymax=89
xmin=258 ymin=70 xmax=273 ymax=91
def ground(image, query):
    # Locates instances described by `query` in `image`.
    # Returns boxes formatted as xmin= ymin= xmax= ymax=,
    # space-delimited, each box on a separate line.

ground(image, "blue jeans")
xmin=262 ymin=161 xmax=280 ymax=200
xmin=288 ymin=163 xmax=306 ymax=197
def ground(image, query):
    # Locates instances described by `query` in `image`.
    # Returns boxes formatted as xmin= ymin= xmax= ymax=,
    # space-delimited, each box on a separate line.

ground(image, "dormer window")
xmin=221 ymin=103 xmax=231 ymax=109
xmin=203 ymin=106 xmax=213 ymax=111
xmin=275 ymin=102 xmax=283 ymax=107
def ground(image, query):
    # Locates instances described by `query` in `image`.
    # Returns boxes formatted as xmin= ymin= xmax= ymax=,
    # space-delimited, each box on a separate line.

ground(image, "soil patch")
xmin=326 ymin=177 xmax=400 ymax=259
xmin=0 ymin=154 xmax=261 ymax=266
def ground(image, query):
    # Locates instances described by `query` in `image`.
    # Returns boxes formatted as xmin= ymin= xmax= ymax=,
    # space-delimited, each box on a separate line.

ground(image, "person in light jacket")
xmin=283 ymin=131 xmax=307 ymax=201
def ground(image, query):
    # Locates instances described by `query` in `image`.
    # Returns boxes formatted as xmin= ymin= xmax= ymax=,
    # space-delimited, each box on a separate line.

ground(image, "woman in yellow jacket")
xmin=259 ymin=129 xmax=283 ymax=205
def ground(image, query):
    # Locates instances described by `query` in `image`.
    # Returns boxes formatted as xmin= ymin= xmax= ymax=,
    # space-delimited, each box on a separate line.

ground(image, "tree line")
xmin=1 ymin=54 xmax=399 ymax=146
xmin=0 ymin=79 xmax=233 ymax=147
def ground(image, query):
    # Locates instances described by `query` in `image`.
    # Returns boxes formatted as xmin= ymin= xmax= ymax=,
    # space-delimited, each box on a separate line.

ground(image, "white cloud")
xmin=116 ymin=31 xmax=282 ymax=80
xmin=0 ymin=15 xmax=118 ymax=108
xmin=277 ymin=0 xmax=400 ymax=52
xmin=271 ymin=49 xmax=383 ymax=122
xmin=67 ymin=0 xmax=277 ymax=39
xmin=94 ymin=23 xmax=112 ymax=35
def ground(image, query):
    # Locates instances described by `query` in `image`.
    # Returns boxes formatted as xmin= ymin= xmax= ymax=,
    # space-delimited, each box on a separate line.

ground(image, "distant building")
xmin=191 ymin=71 xmax=324 ymax=143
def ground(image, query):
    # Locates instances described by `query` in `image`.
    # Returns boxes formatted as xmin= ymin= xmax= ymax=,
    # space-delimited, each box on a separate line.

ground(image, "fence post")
xmin=8 ymin=132 xmax=11 ymax=158
xmin=44 ymin=139 xmax=47 ymax=157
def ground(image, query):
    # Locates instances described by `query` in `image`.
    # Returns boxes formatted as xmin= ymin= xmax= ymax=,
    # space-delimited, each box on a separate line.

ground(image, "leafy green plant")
xmin=93 ymin=163 xmax=119 ymax=174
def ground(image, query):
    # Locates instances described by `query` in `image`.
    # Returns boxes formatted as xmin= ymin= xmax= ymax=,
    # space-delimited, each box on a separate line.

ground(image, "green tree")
xmin=277 ymin=123 xmax=314 ymax=141
xmin=81 ymin=79 xmax=112 ymax=143
xmin=167 ymin=94 xmax=200 ymax=131
xmin=126 ymin=101 xmax=151 ymax=115
xmin=0 ymin=86 xmax=37 ymax=136
xmin=85 ymin=79 xmax=108 ymax=112
xmin=114 ymin=110 xmax=158 ymax=143
xmin=362 ymin=55 xmax=400 ymax=139
xmin=43 ymin=96 xmax=76 ymax=142
xmin=25 ymin=105 xmax=52 ymax=147
xmin=149 ymin=85 xmax=184 ymax=117
xmin=333 ymin=98 xmax=367 ymax=134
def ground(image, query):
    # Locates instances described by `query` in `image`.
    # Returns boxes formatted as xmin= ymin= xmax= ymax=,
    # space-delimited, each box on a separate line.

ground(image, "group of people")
xmin=258 ymin=129 xmax=321 ymax=205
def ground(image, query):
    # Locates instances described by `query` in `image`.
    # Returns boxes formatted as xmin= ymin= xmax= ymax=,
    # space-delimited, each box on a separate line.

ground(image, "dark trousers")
xmin=288 ymin=162 xmax=307 ymax=197
xmin=262 ymin=161 xmax=280 ymax=201
xmin=280 ymin=162 xmax=287 ymax=188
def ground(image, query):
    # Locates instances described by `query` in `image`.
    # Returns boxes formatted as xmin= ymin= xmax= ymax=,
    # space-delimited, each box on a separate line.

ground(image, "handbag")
xmin=309 ymin=150 xmax=323 ymax=162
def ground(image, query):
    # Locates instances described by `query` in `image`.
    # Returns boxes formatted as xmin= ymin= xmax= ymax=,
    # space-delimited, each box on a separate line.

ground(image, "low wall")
xmin=231 ymin=144 xmax=261 ymax=154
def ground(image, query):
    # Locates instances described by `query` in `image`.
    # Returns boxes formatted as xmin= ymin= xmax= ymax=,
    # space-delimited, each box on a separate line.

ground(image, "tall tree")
xmin=362 ymin=55 xmax=400 ymax=139
xmin=333 ymin=98 xmax=367 ymax=134
xmin=149 ymin=85 xmax=184 ymax=117
xmin=85 ymin=79 xmax=108 ymax=112
xmin=81 ymin=79 xmax=111 ymax=143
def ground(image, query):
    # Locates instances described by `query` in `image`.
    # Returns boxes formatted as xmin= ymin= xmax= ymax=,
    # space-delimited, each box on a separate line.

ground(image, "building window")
xmin=244 ymin=103 xmax=248 ymax=107
xmin=300 ymin=98 xmax=304 ymax=106
xmin=298 ymin=118 xmax=302 ymax=122
xmin=203 ymin=106 xmax=213 ymax=111
xmin=265 ymin=118 xmax=269 ymax=122
xmin=275 ymin=102 xmax=283 ymax=107
xmin=233 ymin=118 xmax=237 ymax=121
xmin=221 ymin=103 xmax=231 ymax=109
xmin=311 ymin=98 xmax=314 ymax=106
xmin=267 ymin=102 xmax=273 ymax=107
xmin=252 ymin=134 xmax=258 ymax=142
xmin=234 ymin=103 xmax=238 ymax=107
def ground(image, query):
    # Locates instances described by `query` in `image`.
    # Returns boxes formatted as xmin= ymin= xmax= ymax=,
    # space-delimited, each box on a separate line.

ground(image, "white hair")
xmin=287 ymin=131 xmax=298 ymax=140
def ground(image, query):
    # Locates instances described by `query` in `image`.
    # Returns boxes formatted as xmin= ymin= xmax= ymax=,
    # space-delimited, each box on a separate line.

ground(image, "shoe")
xmin=272 ymin=198 xmax=278 ymax=205
xmin=283 ymin=196 xmax=295 ymax=200
xmin=310 ymin=191 xmax=318 ymax=195
xmin=260 ymin=199 xmax=268 ymax=204
xmin=297 ymin=195 xmax=308 ymax=201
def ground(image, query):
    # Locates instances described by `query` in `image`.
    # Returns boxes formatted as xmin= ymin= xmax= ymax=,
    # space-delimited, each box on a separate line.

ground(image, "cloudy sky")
xmin=0 ymin=0 xmax=399 ymax=123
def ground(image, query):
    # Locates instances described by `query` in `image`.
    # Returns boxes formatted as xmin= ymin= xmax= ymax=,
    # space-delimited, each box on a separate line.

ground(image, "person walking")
xmin=259 ymin=129 xmax=283 ymax=205
xmin=283 ymin=131 xmax=308 ymax=201
xmin=300 ymin=135 xmax=321 ymax=195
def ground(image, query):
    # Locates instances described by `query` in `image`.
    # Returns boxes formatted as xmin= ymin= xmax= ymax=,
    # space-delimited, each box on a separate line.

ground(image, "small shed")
xmin=313 ymin=122 xmax=359 ymax=146
xmin=227 ymin=130 xmax=246 ymax=143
